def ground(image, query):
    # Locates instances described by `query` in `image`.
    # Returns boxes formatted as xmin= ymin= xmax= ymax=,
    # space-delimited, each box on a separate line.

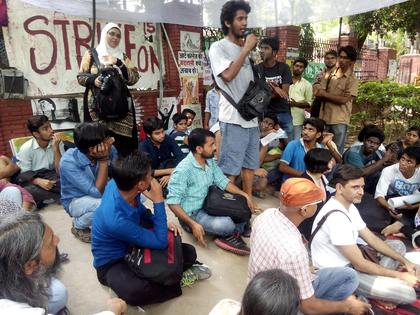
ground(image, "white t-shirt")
xmin=208 ymin=38 xmax=258 ymax=128
xmin=374 ymin=163 xmax=420 ymax=199
xmin=311 ymin=198 xmax=366 ymax=269
xmin=0 ymin=299 xmax=113 ymax=315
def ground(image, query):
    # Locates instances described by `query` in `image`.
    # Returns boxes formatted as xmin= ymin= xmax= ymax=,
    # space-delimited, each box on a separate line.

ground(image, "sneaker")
xmin=214 ymin=233 xmax=250 ymax=256
xmin=190 ymin=261 xmax=212 ymax=280
xmin=71 ymin=227 xmax=91 ymax=243
xmin=181 ymin=269 xmax=198 ymax=287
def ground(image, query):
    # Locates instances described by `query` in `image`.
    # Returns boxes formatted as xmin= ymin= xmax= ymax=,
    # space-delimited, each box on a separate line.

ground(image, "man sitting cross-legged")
xmin=92 ymin=152 xmax=211 ymax=306
xmin=249 ymin=178 xmax=370 ymax=315
xmin=279 ymin=118 xmax=341 ymax=182
xmin=0 ymin=210 xmax=126 ymax=315
xmin=167 ymin=128 xmax=255 ymax=255
xmin=139 ymin=117 xmax=184 ymax=189
xmin=16 ymin=115 xmax=64 ymax=209
xmin=311 ymin=165 xmax=418 ymax=305
xmin=60 ymin=122 xmax=117 ymax=243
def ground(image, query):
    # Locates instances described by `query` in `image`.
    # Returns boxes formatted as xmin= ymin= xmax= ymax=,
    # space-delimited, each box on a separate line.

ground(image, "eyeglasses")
xmin=108 ymin=31 xmax=121 ymax=38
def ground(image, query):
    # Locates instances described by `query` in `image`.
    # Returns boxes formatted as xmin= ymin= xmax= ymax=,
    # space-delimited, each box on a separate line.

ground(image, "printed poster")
xmin=180 ymin=31 xmax=200 ymax=52
xmin=31 ymin=97 xmax=83 ymax=130
xmin=181 ymin=76 xmax=199 ymax=105
xmin=157 ymin=97 xmax=178 ymax=131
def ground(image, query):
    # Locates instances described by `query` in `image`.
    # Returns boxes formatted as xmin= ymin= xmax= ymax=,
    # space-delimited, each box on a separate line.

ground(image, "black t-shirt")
xmin=257 ymin=61 xmax=292 ymax=114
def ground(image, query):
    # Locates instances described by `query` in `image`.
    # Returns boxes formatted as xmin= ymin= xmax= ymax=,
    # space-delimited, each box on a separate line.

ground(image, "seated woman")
xmin=298 ymin=148 xmax=335 ymax=240
xmin=209 ymin=269 xmax=300 ymax=315
xmin=92 ymin=151 xmax=211 ymax=306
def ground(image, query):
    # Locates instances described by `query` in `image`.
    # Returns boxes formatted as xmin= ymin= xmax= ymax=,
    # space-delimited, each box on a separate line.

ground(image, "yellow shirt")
xmin=289 ymin=77 xmax=313 ymax=126
xmin=319 ymin=67 xmax=358 ymax=125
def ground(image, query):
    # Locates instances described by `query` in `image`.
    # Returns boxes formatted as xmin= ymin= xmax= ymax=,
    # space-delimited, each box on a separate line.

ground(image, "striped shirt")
xmin=248 ymin=208 xmax=315 ymax=299
xmin=167 ymin=152 xmax=229 ymax=216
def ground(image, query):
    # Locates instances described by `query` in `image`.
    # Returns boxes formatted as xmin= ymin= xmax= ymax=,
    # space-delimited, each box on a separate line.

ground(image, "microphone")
xmin=243 ymin=28 xmax=253 ymax=38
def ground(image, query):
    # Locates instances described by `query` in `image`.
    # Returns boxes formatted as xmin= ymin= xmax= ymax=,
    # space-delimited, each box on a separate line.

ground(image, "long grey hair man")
xmin=0 ymin=210 xmax=68 ymax=314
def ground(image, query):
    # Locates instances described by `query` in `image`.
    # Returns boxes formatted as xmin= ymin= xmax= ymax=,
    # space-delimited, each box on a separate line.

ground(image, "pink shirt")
xmin=0 ymin=181 xmax=34 ymax=205
xmin=248 ymin=208 xmax=314 ymax=299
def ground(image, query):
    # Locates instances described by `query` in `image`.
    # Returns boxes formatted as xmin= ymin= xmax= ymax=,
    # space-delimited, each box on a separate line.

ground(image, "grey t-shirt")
xmin=209 ymin=38 xmax=253 ymax=103
xmin=208 ymin=38 xmax=257 ymax=127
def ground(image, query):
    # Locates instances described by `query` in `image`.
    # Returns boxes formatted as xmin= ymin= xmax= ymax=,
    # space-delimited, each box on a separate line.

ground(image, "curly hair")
xmin=220 ymin=0 xmax=251 ymax=35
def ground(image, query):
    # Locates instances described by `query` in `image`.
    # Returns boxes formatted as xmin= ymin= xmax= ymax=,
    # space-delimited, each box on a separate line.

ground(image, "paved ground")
xmin=41 ymin=194 xmax=280 ymax=315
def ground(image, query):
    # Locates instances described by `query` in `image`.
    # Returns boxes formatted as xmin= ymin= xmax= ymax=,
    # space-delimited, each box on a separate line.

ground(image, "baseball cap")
xmin=280 ymin=178 xmax=325 ymax=208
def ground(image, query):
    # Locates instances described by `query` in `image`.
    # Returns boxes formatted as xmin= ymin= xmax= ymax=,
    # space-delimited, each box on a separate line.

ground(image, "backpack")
xmin=90 ymin=49 xmax=129 ymax=121
xmin=124 ymin=231 xmax=184 ymax=285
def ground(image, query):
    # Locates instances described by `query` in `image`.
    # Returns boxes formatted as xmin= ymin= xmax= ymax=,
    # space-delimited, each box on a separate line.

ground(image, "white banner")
xmin=3 ymin=0 xmax=164 ymax=96
xmin=19 ymin=0 xmax=408 ymax=28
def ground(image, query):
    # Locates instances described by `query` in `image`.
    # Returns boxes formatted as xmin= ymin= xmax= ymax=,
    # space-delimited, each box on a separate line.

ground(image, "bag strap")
xmin=309 ymin=209 xmax=351 ymax=247
xmin=91 ymin=48 xmax=101 ymax=69
xmin=219 ymin=57 xmax=258 ymax=112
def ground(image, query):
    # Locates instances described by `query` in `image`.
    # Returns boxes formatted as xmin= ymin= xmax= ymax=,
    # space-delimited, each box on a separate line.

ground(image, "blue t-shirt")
xmin=343 ymin=144 xmax=383 ymax=167
xmin=91 ymin=180 xmax=168 ymax=268
xmin=280 ymin=139 xmax=322 ymax=181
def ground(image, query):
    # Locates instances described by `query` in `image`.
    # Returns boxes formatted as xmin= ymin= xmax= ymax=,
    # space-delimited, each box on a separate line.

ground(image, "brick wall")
xmin=266 ymin=26 xmax=301 ymax=62
xmin=0 ymin=99 xmax=33 ymax=155
xmin=0 ymin=23 xmax=203 ymax=156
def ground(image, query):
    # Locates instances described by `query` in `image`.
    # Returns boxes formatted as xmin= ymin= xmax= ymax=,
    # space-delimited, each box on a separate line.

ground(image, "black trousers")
xmin=96 ymin=243 xmax=196 ymax=306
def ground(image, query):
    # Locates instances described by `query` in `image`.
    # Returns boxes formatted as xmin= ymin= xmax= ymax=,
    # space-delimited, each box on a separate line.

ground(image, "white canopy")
xmin=19 ymin=0 xmax=408 ymax=27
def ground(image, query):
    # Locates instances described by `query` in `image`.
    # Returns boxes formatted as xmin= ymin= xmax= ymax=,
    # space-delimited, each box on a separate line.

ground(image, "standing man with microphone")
xmin=208 ymin=1 xmax=258 ymax=231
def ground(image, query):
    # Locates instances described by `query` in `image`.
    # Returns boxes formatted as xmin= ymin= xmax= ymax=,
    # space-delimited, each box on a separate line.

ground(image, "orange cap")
xmin=280 ymin=178 xmax=324 ymax=208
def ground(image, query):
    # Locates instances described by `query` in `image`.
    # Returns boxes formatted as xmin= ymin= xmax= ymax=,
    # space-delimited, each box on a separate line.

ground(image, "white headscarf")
xmin=96 ymin=23 xmax=124 ymax=63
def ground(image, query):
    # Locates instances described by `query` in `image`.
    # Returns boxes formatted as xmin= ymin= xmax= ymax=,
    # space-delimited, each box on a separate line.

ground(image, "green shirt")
xmin=167 ymin=152 xmax=229 ymax=216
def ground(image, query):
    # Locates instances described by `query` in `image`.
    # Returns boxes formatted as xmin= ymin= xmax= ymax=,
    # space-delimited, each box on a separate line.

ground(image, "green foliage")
xmin=351 ymin=81 xmax=420 ymax=141
xmin=348 ymin=0 xmax=420 ymax=49
xmin=299 ymin=23 xmax=315 ymax=60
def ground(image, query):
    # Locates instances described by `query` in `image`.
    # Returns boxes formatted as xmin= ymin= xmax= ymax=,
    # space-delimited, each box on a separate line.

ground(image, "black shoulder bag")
xmin=220 ymin=59 xmax=271 ymax=121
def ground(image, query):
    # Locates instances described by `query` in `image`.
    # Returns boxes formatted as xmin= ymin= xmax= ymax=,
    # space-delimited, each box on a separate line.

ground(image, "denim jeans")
xmin=277 ymin=112 xmax=294 ymax=142
xmin=182 ymin=209 xmax=245 ymax=237
xmin=48 ymin=277 xmax=68 ymax=314
xmin=0 ymin=186 xmax=22 ymax=205
xmin=313 ymin=267 xmax=359 ymax=300
xmin=326 ymin=124 xmax=348 ymax=154
xmin=67 ymin=195 xmax=101 ymax=229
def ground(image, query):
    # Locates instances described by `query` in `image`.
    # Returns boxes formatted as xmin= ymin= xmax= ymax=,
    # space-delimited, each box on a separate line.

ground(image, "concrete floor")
xmin=41 ymin=194 xmax=280 ymax=315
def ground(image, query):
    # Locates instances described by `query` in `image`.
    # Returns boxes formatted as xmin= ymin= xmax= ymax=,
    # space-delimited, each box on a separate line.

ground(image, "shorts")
xmin=219 ymin=122 xmax=259 ymax=176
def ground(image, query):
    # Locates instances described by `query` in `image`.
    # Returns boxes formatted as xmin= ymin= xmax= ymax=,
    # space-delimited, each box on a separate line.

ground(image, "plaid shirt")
xmin=167 ymin=152 xmax=229 ymax=216
xmin=248 ymin=208 xmax=315 ymax=299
